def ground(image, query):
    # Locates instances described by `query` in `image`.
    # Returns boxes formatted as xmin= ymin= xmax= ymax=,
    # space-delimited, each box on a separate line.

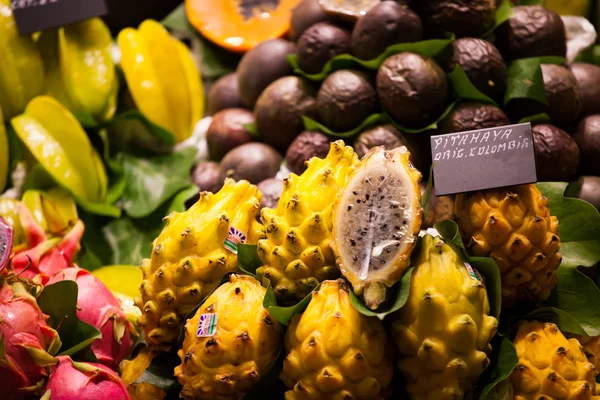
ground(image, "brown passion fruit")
xmin=285 ymin=131 xmax=331 ymax=174
xmin=219 ymin=142 xmax=283 ymax=184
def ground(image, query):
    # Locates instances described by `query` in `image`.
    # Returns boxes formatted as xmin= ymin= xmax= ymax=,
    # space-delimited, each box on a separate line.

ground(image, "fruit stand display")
xmin=1 ymin=0 xmax=600 ymax=399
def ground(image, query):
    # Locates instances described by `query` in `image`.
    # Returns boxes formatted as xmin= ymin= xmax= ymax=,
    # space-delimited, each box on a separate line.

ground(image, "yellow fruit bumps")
xmin=511 ymin=321 xmax=600 ymax=400
xmin=455 ymin=184 xmax=562 ymax=306
xmin=390 ymin=235 xmax=498 ymax=400
xmin=281 ymin=279 xmax=394 ymax=399
xmin=257 ymin=141 xmax=358 ymax=304
xmin=175 ymin=274 xmax=282 ymax=400
xmin=137 ymin=179 xmax=263 ymax=350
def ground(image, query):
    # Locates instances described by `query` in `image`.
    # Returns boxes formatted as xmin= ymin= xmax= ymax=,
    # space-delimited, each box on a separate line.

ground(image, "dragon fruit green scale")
xmin=136 ymin=179 xmax=263 ymax=350
xmin=256 ymin=141 xmax=358 ymax=304
xmin=390 ymin=234 xmax=498 ymax=400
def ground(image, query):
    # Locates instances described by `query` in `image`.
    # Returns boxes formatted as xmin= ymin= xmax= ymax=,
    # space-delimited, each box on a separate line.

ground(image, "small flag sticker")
xmin=196 ymin=313 xmax=218 ymax=337
xmin=224 ymin=226 xmax=246 ymax=254
xmin=464 ymin=262 xmax=483 ymax=282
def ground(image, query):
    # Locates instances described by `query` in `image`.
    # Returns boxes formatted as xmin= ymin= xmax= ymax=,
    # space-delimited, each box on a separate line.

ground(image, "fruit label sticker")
xmin=430 ymin=122 xmax=537 ymax=196
xmin=464 ymin=262 xmax=483 ymax=283
xmin=11 ymin=0 xmax=107 ymax=35
xmin=224 ymin=226 xmax=247 ymax=254
xmin=196 ymin=313 xmax=218 ymax=337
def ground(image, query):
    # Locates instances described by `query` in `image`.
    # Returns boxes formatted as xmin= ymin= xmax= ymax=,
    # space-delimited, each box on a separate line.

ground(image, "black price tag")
xmin=11 ymin=0 xmax=107 ymax=35
xmin=431 ymin=122 xmax=537 ymax=196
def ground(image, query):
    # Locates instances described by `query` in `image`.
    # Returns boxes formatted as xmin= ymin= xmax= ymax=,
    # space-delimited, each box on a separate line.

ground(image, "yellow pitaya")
xmin=390 ymin=234 xmax=498 ymax=399
xmin=137 ymin=179 xmax=263 ymax=350
xmin=331 ymin=146 xmax=423 ymax=310
xmin=257 ymin=141 xmax=358 ymax=304
xmin=510 ymin=321 xmax=600 ymax=400
xmin=281 ymin=279 xmax=394 ymax=399
xmin=455 ymin=184 xmax=562 ymax=306
xmin=175 ymin=274 xmax=282 ymax=399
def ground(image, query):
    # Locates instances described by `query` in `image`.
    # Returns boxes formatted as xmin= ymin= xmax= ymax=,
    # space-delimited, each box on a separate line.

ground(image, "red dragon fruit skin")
xmin=42 ymin=356 xmax=131 ymax=400
xmin=0 ymin=282 xmax=61 ymax=400
xmin=47 ymin=268 xmax=134 ymax=370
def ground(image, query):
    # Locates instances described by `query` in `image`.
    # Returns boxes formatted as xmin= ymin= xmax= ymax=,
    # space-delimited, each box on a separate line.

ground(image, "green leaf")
xmin=523 ymin=306 xmax=587 ymax=335
xmin=243 ymin=348 xmax=286 ymax=400
xmin=135 ymin=350 xmax=182 ymax=396
xmin=518 ymin=113 xmax=551 ymax=125
xmin=504 ymin=56 xmax=566 ymax=106
xmin=544 ymin=267 xmax=600 ymax=336
xmin=166 ymin=185 xmax=199 ymax=213
xmin=238 ymin=244 xmax=261 ymax=276
xmin=263 ymin=282 xmax=321 ymax=326
xmin=107 ymin=110 xmax=175 ymax=146
xmin=288 ymin=37 xmax=454 ymax=81
xmin=478 ymin=334 xmax=518 ymax=400
xmin=162 ymin=4 xmax=240 ymax=80
xmin=388 ymin=102 xmax=457 ymax=134
xmin=421 ymin=165 xmax=434 ymax=216
xmin=243 ymin=123 xmax=260 ymax=138
xmin=37 ymin=281 xmax=102 ymax=356
xmin=537 ymin=182 xmax=600 ymax=268
xmin=119 ymin=147 xmax=198 ymax=218
xmin=491 ymin=0 xmax=514 ymax=31
xmin=302 ymin=114 xmax=389 ymax=138
xmin=448 ymin=66 xmax=498 ymax=106
xmin=471 ymin=257 xmax=502 ymax=320
xmin=349 ymin=267 xmax=415 ymax=320
xmin=435 ymin=219 xmax=469 ymax=259
xmin=519 ymin=0 xmax=544 ymax=5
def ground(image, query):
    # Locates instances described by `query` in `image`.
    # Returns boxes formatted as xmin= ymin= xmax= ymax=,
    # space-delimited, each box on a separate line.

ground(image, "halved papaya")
xmin=186 ymin=0 xmax=301 ymax=52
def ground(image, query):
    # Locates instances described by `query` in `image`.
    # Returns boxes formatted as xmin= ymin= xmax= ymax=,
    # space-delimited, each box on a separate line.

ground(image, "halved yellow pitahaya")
xmin=47 ymin=268 xmax=134 ymax=370
xmin=0 ymin=281 xmax=61 ymax=399
xmin=42 ymin=356 xmax=131 ymax=400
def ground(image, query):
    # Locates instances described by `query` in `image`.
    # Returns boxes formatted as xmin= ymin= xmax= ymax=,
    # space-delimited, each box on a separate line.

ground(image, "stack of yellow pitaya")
xmin=48 ymin=268 xmax=135 ymax=370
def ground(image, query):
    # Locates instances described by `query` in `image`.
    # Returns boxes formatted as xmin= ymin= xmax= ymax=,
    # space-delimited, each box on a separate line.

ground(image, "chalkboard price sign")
xmin=430 ymin=122 xmax=538 ymax=196
xmin=12 ymin=0 xmax=107 ymax=35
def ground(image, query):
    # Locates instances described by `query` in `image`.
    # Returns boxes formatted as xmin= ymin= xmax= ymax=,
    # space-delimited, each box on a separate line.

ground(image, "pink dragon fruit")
xmin=47 ymin=268 xmax=134 ymax=370
xmin=42 ymin=356 xmax=131 ymax=400
xmin=10 ymin=206 xmax=84 ymax=284
xmin=0 ymin=281 xmax=61 ymax=400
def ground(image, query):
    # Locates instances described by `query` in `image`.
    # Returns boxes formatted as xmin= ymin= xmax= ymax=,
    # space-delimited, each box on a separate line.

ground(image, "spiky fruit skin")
xmin=175 ymin=274 xmax=282 ymax=400
xmin=43 ymin=356 xmax=131 ymax=400
xmin=331 ymin=146 xmax=423 ymax=309
xmin=510 ymin=322 xmax=600 ymax=400
xmin=455 ymin=184 xmax=561 ymax=306
xmin=281 ymin=279 xmax=394 ymax=400
xmin=567 ymin=335 xmax=600 ymax=370
xmin=47 ymin=267 xmax=134 ymax=370
xmin=256 ymin=141 xmax=358 ymax=304
xmin=127 ymin=383 xmax=166 ymax=400
xmin=137 ymin=179 xmax=263 ymax=350
xmin=0 ymin=282 xmax=61 ymax=400
xmin=390 ymin=235 xmax=498 ymax=400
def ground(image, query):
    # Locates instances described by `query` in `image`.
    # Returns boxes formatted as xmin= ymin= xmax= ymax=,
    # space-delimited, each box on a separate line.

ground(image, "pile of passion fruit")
xmin=192 ymin=0 xmax=600 ymax=219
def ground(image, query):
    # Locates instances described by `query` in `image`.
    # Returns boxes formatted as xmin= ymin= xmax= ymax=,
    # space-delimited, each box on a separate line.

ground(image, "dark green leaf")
xmin=478 ymin=334 xmax=518 ymax=400
xmin=519 ymin=0 xmax=544 ymax=5
xmin=523 ymin=306 xmax=587 ymax=335
xmin=448 ymin=66 xmax=498 ymax=106
xmin=74 ymin=197 xmax=122 ymax=218
xmin=537 ymin=182 xmax=600 ymax=268
xmin=160 ymin=3 xmax=190 ymax=32
xmin=349 ymin=267 xmax=415 ymax=320
xmin=166 ymin=185 xmax=199 ymax=213
xmin=518 ymin=113 xmax=551 ymax=125
xmin=120 ymin=147 xmax=197 ymax=218
xmin=575 ymin=45 xmax=600 ymax=65
xmin=288 ymin=37 xmax=454 ymax=81
xmin=102 ymin=217 xmax=157 ymax=266
xmin=37 ymin=281 xmax=102 ymax=356
xmin=471 ymin=257 xmax=502 ymax=319
xmin=302 ymin=114 xmax=389 ymax=138
xmin=504 ymin=57 xmax=566 ymax=106
xmin=421 ymin=165 xmax=434 ymax=216
xmin=388 ymin=102 xmax=456 ymax=134
xmin=77 ymin=211 xmax=113 ymax=270
xmin=544 ymin=267 xmax=600 ymax=336
xmin=238 ymin=244 xmax=261 ymax=276
xmin=136 ymin=350 xmax=182 ymax=395
xmin=243 ymin=348 xmax=286 ymax=400
xmin=435 ymin=219 xmax=469 ymax=259
xmin=263 ymin=282 xmax=321 ymax=326
xmin=243 ymin=123 xmax=261 ymax=138
xmin=74 ymin=111 xmax=98 ymax=129
xmin=108 ymin=110 xmax=175 ymax=145
xmin=491 ymin=0 xmax=514 ymax=30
